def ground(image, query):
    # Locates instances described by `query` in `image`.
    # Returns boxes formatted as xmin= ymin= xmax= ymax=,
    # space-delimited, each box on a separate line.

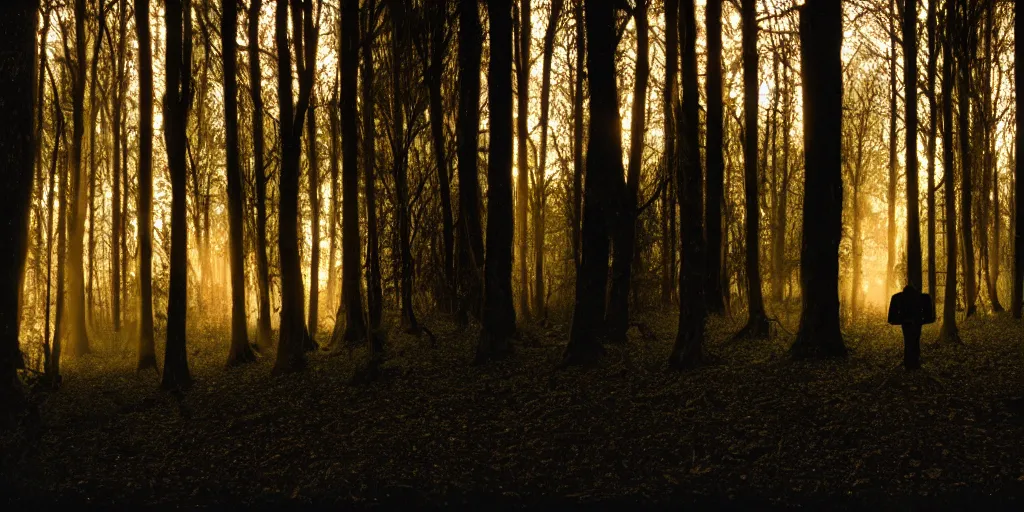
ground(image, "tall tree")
xmin=85 ymin=0 xmax=109 ymax=323
xmin=362 ymin=0 xmax=383 ymax=331
xmin=790 ymin=0 xmax=846 ymax=359
xmin=958 ymin=0 xmax=977 ymax=317
xmin=476 ymin=0 xmax=517 ymax=362
xmin=389 ymin=0 xmax=419 ymax=334
xmin=272 ymin=0 xmax=317 ymax=375
xmin=249 ymin=0 xmax=273 ymax=349
xmin=424 ymin=0 xmax=455 ymax=313
xmin=162 ymin=0 xmax=194 ymax=391
xmin=606 ymin=0 xmax=647 ymax=343
xmin=457 ymin=0 xmax=485 ymax=322
xmin=938 ymin=0 xmax=961 ymax=342
xmin=111 ymin=0 xmax=128 ymax=334
xmin=562 ymin=0 xmax=625 ymax=365
xmin=0 ymin=0 xmax=38 ymax=412
xmin=136 ymin=0 xmax=157 ymax=370
xmin=736 ymin=0 xmax=769 ymax=338
xmin=905 ymin=0 xmax=921 ymax=293
xmin=571 ymin=0 xmax=584 ymax=271
xmin=886 ymin=0 xmax=898 ymax=295
xmin=330 ymin=0 xmax=368 ymax=347
xmin=516 ymin=0 xmax=532 ymax=320
xmin=982 ymin=0 xmax=1001 ymax=312
xmin=223 ymin=0 xmax=256 ymax=366
xmin=925 ymin=0 xmax=939 ymax=299
xmin=305 ymin=4 xmax=321 ymax=339
xmin=67 ymin=0 xmax=91 ymax=357
xmin=1016 ymin=0 xmax=1024 ymax=319
xmin=669 ymin=0 xmax=706 ymax=369
xmin=534 ymin=0 xmax=565 ymax=320
xmin=704 ymin=0 xmax=724 ymax=314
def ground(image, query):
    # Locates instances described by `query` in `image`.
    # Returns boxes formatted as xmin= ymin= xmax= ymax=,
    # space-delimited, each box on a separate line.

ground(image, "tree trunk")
xmin=223 ymin=0 xmax=256 ymax=366
xmin=426 ymin=1 xmax=455 ymax=315
xmin=307 ymin=92 xmax=320 ymax=339
xmin=703 ymin=0 xmax=724 ymax=314
xmin=571 ymin=0 xmax=584 ymax=272
xmin=457 ymin=0 xmax=484 ymax=323
xmin=362 ymin=1 xmax=383 ymax=331
xmin=736 ymin=0 xmax=769 ymax=338
xmin=162 ymin=0 xmax=193 ymax=391
xmin=0 ymin=0 xmax=38 ymax=410
xmin=772 ymin=53 xmax=792 ymax=306
xmin=905 ymin=0 xmax=921 ymax=293
xmin=607 ymin=0 xmax=646 ymax=343
xmin=249 ymin=0 xmax=273 ymax=350
xmin=562 ymin=0 xmax=625 ymax=366
xmin=982 ymin=0 xmax=1002 ymax=312
xmin=86 ymin=1 xmax=108 ymax=329
xmin=958 ymin=2 xmax=976 ymax=318
xmin=938 ymin=1 xmax=961 ymax=342
xmin=515 ymin=0 xmax=532 ymax=321
xmin=326 ymin=79 xmax=339 ymax=314
xmin=887 ymin=0 xmax=898 ymax=295
xmin=110 ymin=0 xmax=127 ymax=334
xmin=330 ymin=0 xmax=369 ymax=348
xmin=1015 ymin=0 xmax=1024 ymax=319
xmin=389 ymin=0 xmax=419 ymax=335
xmin=790 ymin=0 xmax=846 ymax=359
xmin=136 ymin=0 xmax=157 ymax=370
xmin=661 ymin=0 xmax=678 ymax=307
xmin=669 ymin=0 xmax=706 ymax=369
xmin=534 ymin=0 xmax=564 ymax=322
xmin=272 ymin=0 xmax=316 ymax=375
xmin=926 ymin=0 xmax=938 ymax=298
xmin=476 ymin=0 xmax=517 ymax=362
xmin=68 ymin=0 xmax=91 ymax=358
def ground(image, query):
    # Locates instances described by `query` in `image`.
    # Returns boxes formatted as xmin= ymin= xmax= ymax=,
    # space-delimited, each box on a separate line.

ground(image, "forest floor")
xmin=4 ymin=310 xmax=1024 ymax=509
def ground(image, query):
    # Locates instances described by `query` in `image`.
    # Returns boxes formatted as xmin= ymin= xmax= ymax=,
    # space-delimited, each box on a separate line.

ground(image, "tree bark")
xmin=790 ymin=0 xmax=846 ymax=359
xmin=0 ymin=0 xmax=38 ymax=411
xmin=457 ymin=0 xmax=484 ymax=323
xmin=272 ymin=0 xmax=316 ymax=375
xmin=704 ymin=0 xmax=725 ymax=314
xmin=224 ymin=0 xmax=256 ymax=366
xmin=886 ymin=0 xmax=898 ymax=295
xmin=904 ymin=0 xmax=921 ymax=293
xmin=516 ymin=0 xmax=532 ymax=321
xmin=136 ymin=0 xmax=157 ymax=370
xmin=981 ymin=0 xmax=1002 ymax=312
xmin=926 ymin=0 xmax=938 ymax=298
xmin=111 ymin=0 xmax=127 ymax=334
xmin=476 ymin=0 xmax=517 ymax=362
xmin=938 ymin=1 xmax=961 ymax=342
xmin=329 ymin=0 xmax=369 ymax=348
xmin=607 ymin=0 xmax=646 ymax=343
xmin=86 ymin=0 xmax=109 ymax=327
xmin=68 ymin=0 xmax=91 ymax=357
xmin=669 ymin=0 xmax=706 ymax=370
xmin=162 ymin=0 xmax=193 ymax=391
xmin=307 ymin=91 xmax=321 ymax=338
xmin=661 ymin=0 xmax=678 ymax=307
xmin=362 ymin=0 xmax=383 ymax=331
xmin=562 ymin=0 xmax=625 ymax=366
xmin=249 ymin=0 xmax=273 ymax=350
xmin=534 ymin=0 xmax=564 ymax=322
xmin=571 ymin=0 xmax=584 ymax=272
xmin=1015 ymin=0 xmax=1024 ymax=319
xmin=958 ymin=1 xmax=976 ymax=318
xmin=736 ymin=0 xmax=769 ymax=338
xmin=389 ymin=0 xmax=419 ymax=334
xmin=426 ymin=1 xmax=455 ymax=314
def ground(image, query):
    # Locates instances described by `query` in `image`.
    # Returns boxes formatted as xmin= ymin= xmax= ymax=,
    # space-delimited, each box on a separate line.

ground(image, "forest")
xmin=4 ymin=0 xmax=1024 ymax=507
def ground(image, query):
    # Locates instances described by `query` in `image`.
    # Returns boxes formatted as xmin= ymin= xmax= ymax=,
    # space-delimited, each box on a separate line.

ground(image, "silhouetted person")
xmin=888 ymin=284 xmax=935 ymax=370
